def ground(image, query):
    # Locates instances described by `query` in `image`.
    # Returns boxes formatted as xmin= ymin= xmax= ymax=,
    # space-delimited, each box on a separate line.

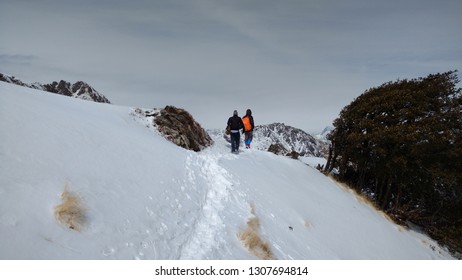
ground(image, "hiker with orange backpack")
xmin=242 ymin=109 xmax=254 ymax=149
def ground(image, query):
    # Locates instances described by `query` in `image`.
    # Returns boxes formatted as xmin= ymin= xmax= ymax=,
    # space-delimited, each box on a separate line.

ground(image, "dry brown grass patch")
xmin=54 ymin=184 xmax=86 ymax=231
xmin=238 ymin=203 xmax=276 ymax=260
xmin=304 ymin=220 xmax=313 ymax=229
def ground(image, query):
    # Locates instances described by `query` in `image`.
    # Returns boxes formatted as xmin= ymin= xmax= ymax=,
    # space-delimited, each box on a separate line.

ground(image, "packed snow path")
xmin=180 ymin=149 xmax=238 ymax=258
xmin=180 ymin=132 xmax=256 ymax=259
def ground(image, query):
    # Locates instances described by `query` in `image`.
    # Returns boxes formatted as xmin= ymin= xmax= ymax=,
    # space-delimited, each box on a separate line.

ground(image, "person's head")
xmin=246 ymin=109 xmax=252 ymax=116
xmin=233 ymin=110 xmax=238 ymax=116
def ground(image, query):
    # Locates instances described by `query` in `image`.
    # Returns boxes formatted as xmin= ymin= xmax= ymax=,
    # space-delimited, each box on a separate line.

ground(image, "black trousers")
xmin=230 ymin=132 xmax=240 ymax=152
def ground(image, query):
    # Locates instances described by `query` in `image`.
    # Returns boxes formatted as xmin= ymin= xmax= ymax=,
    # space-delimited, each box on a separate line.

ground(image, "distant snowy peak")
xmin=253 ymin=122 xmax=327 ymax=157
xmin=0 ymin=73 xmax=32 ymax=88
xmin=0 ymin=73 xmax=110 ymax=104
xmin=42 ymin=80 xmax=110 ymax=103
xmin=315 ymin=126 xmax=334 ymax=141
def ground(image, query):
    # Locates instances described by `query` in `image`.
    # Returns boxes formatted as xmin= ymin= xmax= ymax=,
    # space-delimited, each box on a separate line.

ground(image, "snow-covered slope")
xmin=0 ymin=82 xmax=454 ymax=260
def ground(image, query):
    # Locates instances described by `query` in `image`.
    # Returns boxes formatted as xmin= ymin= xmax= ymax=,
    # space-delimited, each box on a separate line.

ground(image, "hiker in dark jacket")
xmin=242 ymin=109 xmax=254 ymax=149
xmin=227 ymin=110 xmax=244 ymax=153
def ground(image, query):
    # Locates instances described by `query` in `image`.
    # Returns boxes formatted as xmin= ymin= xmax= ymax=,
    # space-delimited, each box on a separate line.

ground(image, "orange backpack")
xmin=242 ymin=116 xmax=252 ymax=131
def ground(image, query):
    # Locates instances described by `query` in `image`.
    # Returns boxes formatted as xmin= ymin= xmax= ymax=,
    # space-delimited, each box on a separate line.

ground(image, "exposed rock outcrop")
xmin=152 ymin=106 xmax=213 ymax=152
xmin=267 ymin=143 xmax=289 ymax=156
xmin=267 ymin=143 xmax=300 ymax=159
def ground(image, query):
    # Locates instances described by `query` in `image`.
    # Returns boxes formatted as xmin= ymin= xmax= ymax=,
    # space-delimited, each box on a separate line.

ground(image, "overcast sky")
xmin=1 ymin=0 xmax=461 ymax=133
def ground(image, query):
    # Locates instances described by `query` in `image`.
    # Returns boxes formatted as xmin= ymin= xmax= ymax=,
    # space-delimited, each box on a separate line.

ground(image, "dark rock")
xmin=267 ymin=143 xmax=288 ymax=155
xmin=286 ymin=150 xmax=300 ymax=159
xmin=154 ymin=106 xmax=213 ymax=152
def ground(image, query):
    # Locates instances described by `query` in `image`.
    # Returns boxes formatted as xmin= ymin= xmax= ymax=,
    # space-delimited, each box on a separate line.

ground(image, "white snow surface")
xmin=0 ymin=82 xmax=454 ymax=260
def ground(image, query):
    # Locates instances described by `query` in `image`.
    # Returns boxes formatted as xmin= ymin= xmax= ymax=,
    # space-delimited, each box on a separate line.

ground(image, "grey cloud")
xmin=0 ymin=54 xmax=37 ymax=65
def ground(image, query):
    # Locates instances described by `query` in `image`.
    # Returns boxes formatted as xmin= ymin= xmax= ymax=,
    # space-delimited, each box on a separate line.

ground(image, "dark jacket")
xmin=227 ymin=115 xmax=244 ymax=132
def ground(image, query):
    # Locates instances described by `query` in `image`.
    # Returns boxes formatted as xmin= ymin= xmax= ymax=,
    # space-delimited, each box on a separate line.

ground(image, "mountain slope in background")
xmin=0 ymin=82 xmax=453 ymax=260
xmin=253 ymin=123 xmax=327 ymax=157
xmin=315 ymin=126 xmax=334 ymax=142
xmin=0 ymin=73 xmax=110 ymax=103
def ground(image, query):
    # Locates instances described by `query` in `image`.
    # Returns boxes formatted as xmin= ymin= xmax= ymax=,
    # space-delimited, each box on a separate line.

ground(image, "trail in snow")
xmin=123 ymin=108 xmax=249 ymax=259
xmin=180 ymin=141 xmax=241 ymax=259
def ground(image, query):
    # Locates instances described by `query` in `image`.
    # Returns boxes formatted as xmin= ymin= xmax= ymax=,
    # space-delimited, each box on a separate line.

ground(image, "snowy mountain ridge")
xmin=0 ymin=81 xmax=453 ymax=260
xmin=253 ymin=123 xmax=328 ymax=157
xmin=0 ymin=73 xmax=110 ymax=103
